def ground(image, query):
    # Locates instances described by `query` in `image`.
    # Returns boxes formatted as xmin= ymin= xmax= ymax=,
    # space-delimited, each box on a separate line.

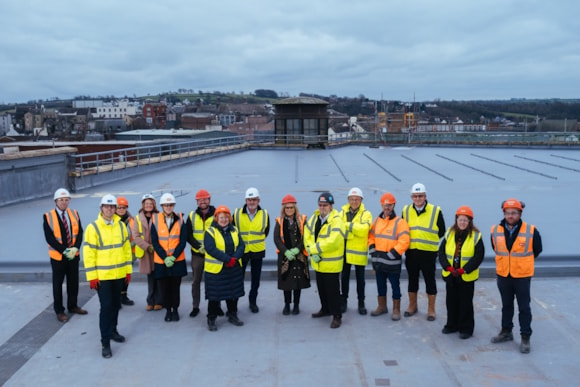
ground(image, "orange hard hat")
xmin=281 ymin=194 xmax=297 ymax=205
xmin=214 ymin=205 xmax=231 ymax=217
xmin=502 ymin=198 xmax=524 ymax=211
xmin=380 ymin=192 xmax=396 ymax=205
xmin=456 ymin=205 xmax=473 ymax=219
xmin=195 ymin=189 xmax=211 ymax=200
xmin=117 ymin=196 xmax=129 ymax=207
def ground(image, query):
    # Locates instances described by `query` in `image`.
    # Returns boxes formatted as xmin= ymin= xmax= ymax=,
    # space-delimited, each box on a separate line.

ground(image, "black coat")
xmin=273 ymin=217 xmax=310 ymax=291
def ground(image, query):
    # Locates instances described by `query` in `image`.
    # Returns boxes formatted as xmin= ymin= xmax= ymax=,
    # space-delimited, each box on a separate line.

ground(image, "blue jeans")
xmin=497 ymin=275 xmax=532 ymax=336
xmin=375 ymin=269 xmax=401 ymax=300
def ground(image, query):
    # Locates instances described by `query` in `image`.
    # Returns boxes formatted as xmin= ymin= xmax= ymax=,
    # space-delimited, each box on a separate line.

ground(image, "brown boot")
xmin=370 ymin=296 xmax=388 ymax=317
xmin=427 ymin=294 xmax=436 ymax=321
xmin=404 ymin=292 xmax=418 ymax=317
xmin=391 ymin=299 xmax=401 ymax=321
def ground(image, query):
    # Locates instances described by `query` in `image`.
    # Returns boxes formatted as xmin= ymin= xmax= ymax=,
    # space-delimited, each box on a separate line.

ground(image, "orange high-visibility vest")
xmin=45 ymin=208 xmax=80 ymax=261
xmin=491 ymin=222 xmax=535 ymax=278
xmin=153 ymin=213 xmax=185 ymax=264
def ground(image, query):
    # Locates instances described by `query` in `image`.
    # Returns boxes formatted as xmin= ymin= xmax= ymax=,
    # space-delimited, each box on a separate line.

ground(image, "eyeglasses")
xmin=412 ymin=194 xmax=426 ymax=198
xmin=246 ymin=198 xmax=259 ymax=202
xmin=318 ymin=203 xmax=330 ymax=207
xmin=162 ymin=204 xmax=175 ymax=207
xmin=504 ymin=211 xmax=520 ymax=216
xmin=117 ymin=207 xmax=127 ymax=210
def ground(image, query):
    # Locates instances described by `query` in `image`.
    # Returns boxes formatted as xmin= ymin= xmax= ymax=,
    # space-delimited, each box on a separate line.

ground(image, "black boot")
xmin=227 ymin=312 xmax=244 ymax=326
xmin=292 ymin=303 xmax=300 ymax=315
xmin=207 ymin=316 xmax=217 ymax=331
xmin=121 ymin=292 xmax=134 ymax=306
xmin=491 ymin=328 xmax=513 ymax=343
xmin=520 ymin=335 xmax=531 ymax=353
xmin=358 ymin=299 xmax=367 ymax=315
xmin=111 ymin=329 xmax=126 ymax=343
xmin=283 ymin=303 xmax=291 ymax=315
xmin=164 ymin=308 xmax=173 ymax=322
xmin=172 ymin=308 xmax=180 ymax=322
xmin=101 ymin=343 xmax=112 ymax=358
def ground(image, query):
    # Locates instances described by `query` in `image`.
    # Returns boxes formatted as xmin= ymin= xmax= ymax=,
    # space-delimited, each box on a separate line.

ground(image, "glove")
xmin=164 ymin=256 xmax=175 ymax=267
xmin=198 ymin=245 xmax=206 ymax=255
xmin=125 ymin=274 xmax=131 ymax=285
xmin=446 ymin=266 xmax=457 ymax=276
xmin=311 ymin=255 xmax=321 ymax=263
xmin=284 ymin=250 xmax=296 ymax=260
xmin=68 ymin=247 xmax=79 ymax=259
xmin=225 ymin=257 xmax=237 ymax=268
xmin=456 ymin=268 xmax=465 ymax=275
xmin=89 ymin=279 xmax=100 ymax=290
xmin=147 ymin=245 xmax=154 ymax=254
xmin=290 ymin=247 xmax=300 ymax=255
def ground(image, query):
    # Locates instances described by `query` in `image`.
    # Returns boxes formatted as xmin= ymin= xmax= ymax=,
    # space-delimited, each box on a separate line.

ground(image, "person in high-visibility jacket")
xmin=116 ymin=196 xmax=135 ymax=306
xmin=402 ymin=182 xmax=445 ymax=321
xmin=339 ymin=187 xmax=372 ymax=315
xmin=304 ymin=192 xmax=346 ymax=329
xmin=368 ymin=192 xmax=410 ymax=321
xmin=83 ymin=194 xmax=132 ymax=359
xmin=186 ymin=189 xmax=216 ymax=318
xmin=438 ymin=206 xmax=484 ymax=340
xmin=203 ymin=205 xmax=246 ymax=332
xmin=132 ymin=193 xmax=163 ymax=311
xmin=273 ymin=194 xmax=310 ymax=316
xmin=233 ymin=187 xmax=270 ymax=314
xmin=43 ymin=188 xmax=87 ymax=323
xmin=151 ymin=193 xmax=188 ymax=323
xmin=490 ymin=198 xmax=542 ymax=354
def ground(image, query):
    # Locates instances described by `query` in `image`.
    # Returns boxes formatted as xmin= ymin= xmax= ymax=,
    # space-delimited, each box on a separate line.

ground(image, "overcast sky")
xmin=2 ymin=0 xmax=579 ymax=103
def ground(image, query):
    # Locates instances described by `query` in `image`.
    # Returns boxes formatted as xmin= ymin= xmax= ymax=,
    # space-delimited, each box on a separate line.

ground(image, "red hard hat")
xmin=281 ymin=194 xmax=297 ymax=205
xmin=456 ymin=205 xmax=473 ymax=219
xmin=195 ymin=189 xmax=211 ymax=200
xmin=214 ymin=205 xmax=231 ymax=217
xmin=380 ymin=192 xmax=396 ymax=205
xmin=117 ymin=196 xmax=129 ymax=207
xmin=502 ymin=198 xmax=524 ymax=211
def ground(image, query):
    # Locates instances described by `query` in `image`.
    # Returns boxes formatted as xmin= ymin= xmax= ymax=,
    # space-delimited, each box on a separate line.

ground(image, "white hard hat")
xmin=100 ymin=194 xmax=117 ymax=206
xmin=141 ymin=193 xmax=156 ymax=203
xmin=410 ymin=183 xmax=427 ymax=194
xmin=348 ymin=187 xmax=364 ymax=199
xmin=54 ymin=188 xmax=71 ymax=200
xmin=160 ymin=193 xmax=176 ymax=205
xmin=245 ymin=187 xmax=260 ymax=199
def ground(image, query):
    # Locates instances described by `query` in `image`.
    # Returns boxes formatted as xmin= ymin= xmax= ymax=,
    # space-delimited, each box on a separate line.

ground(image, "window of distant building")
xmin=286 ymin=119 xmax=301 ymax=134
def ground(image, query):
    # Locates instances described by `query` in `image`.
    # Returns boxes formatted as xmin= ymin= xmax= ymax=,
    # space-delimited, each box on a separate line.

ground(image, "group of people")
xmin=43 ymin=184 xmax=542 ymax=358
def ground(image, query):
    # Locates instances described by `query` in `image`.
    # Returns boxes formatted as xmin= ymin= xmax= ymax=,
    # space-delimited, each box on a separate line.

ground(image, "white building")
xmin=95 ymin=100 xmax=139 ymax=119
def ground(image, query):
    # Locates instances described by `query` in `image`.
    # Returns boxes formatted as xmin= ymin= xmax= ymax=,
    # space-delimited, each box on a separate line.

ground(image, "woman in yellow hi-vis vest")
xmin=438 ymin=206 xmax=484 ymax=340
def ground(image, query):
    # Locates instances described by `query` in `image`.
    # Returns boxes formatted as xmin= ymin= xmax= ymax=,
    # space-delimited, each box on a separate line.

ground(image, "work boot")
xmin=330 ymin=315 xmax=342 ymax=329
xmin=391 ymin=299 xmax=401 ymax=321
xmin=207 ymin=317 xmax=217 ymax=332
xmin=340 ymin=296 xmax=347 ymax=313
xmin=404 ymin=292 xmax=418 ymax=317
xmin=491 ymin=328 xmax=514 ymax=343
xmin=227 ymin=312 xmax=244 ymax=326
xmin=311 ymin=309 xmax=331 ymax=318
xmin=111 ymin=329 xmax=126 ymax=343
xmin=121 ymin=292 xmax=134 ymax=306
xmin=427 ymin=294 xmax=436 ymax=321
xmin=283 ymin=303 xmax=291 ymax=315
xmin=101 ymin=343 xmax=112 ymax=358
xmin=358 ymin=299 xmax=367 ymax=315
xmin=370 ymin=296 xmax=388 ymax=317
xmin=292 ymin=303 xmax=300 ymax=315
xmin=520 ymin=335 xmax=531 ymax=353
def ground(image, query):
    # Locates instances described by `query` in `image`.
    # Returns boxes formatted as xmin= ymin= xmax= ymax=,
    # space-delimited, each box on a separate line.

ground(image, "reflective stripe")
xmin=85 ymin=261 xmax=132 ymax=273
xmin=403 ymin=204 xmax=441 ymax=251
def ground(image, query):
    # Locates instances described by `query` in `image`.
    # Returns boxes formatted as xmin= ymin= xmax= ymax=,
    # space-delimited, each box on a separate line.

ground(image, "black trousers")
xmin=208 ymin=299 xmax=238 ymax=318
xmin=161 ymin=276 xmax=182 ymax=309
xmin=444 ymin=277 xmax=475 ymax=335
xmin=404 ymin=249 xmax=438 ymax=295
xmin=51 ymin=257 xmax=80 ymax=314
xmin=315 ymin=272 xmax=341 ymax=316
xmin=497 ymin=275 xmax=532 ymax=336
xmin=97 ymin=278 xmax=123 ymax=345
xmin=341 ymin=261 xmax=366 ymax=301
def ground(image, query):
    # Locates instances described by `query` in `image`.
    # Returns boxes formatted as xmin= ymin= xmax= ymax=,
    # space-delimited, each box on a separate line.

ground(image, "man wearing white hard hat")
xmin=339 ymin=187 xmax=372 ymax=315
xmin=83 ymin=194 xmax=133 ymax=358
xmin=233 ymin=187 xmax=270 ymax=313
xmin=43 ymin=188 xmax=87 ymax=323
xmin=402 ymin=183 xmax=446 ymax=322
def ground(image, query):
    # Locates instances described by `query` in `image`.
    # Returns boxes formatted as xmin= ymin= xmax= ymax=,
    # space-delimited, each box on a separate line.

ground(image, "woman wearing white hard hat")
xmin=151 ymin=193 xmax=188 ymax=322
xmin=132 ymin=193 xmax=163 ymax=311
